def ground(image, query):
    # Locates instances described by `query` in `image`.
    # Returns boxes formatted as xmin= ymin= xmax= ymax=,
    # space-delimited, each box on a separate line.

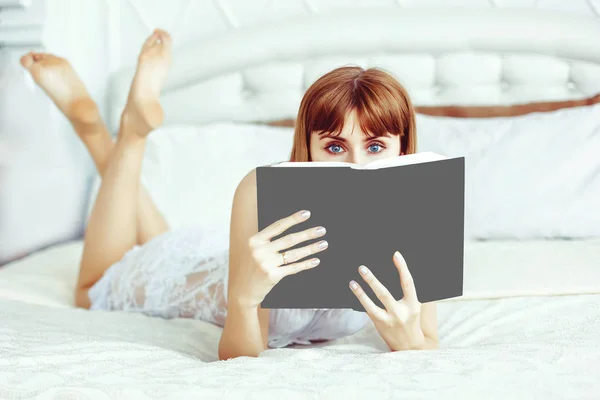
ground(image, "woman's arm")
xmin=218 ymin=303 xmax=270 ymax=359
xmin=218 ymin=170 xmax=271 ymax=360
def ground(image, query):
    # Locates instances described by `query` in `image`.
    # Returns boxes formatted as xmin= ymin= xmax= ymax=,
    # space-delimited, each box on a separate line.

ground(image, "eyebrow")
xmin=319 ymin=133 xmax=392 ymax=141
xmin=320 ymin=133 xmax=347 ymax=142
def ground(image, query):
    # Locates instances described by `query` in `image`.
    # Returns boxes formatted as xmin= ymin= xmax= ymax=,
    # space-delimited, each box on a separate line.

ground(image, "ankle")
xmin=120 ymin=109 xmax=150 ymax=136
xmin=115 ymin=128 xmax=147 ymax=149
xmin=71 ymin=119 xmax=105 ymax=136
xmin=67 ymin=98 xmax=101 ymax=126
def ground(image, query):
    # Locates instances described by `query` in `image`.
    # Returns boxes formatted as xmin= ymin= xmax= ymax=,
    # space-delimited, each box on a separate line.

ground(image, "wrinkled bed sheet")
xmin=0 ymin=241 xmax=599 ymax=399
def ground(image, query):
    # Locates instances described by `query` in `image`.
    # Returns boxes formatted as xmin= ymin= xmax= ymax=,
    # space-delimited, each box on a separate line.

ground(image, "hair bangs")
xmin=353 ymin=83 xmax=405 ymax=138
xmin=306 ymin=84 xmax=354 ymax=138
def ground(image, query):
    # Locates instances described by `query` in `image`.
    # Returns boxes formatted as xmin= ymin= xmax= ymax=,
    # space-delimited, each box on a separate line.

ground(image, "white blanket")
xmin=1 ymin=241 xmax=600 ymax=399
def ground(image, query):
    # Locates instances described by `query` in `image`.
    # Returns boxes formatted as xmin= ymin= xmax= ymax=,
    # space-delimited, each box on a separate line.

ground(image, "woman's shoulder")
xmin=232 ymin=161 xmax=284 ymax=218
xmin=231 ymin=168 xmax=259 ymax=220
xmin=234 ymin=168 xmax=257 ymax=202
xmin=235 ymin=160 xmax=285 ymax=196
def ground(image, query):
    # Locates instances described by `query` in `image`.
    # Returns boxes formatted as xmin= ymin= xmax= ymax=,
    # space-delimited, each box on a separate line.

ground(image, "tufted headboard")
xmin=106 ymin=7 xmax=600 ymax=132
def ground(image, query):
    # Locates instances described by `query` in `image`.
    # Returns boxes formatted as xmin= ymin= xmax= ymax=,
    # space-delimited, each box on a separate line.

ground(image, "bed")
xmin=2 ymin=7 xmax=600 ymax=399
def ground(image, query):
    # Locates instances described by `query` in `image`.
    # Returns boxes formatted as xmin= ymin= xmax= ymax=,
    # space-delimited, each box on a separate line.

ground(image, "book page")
xmin=359 ymin=152 xmax=448 ymax=170
xmin=270 ymin=152 xmax=448 ymax=169
xmin=272 ymin=161 xmax=353 ymax=168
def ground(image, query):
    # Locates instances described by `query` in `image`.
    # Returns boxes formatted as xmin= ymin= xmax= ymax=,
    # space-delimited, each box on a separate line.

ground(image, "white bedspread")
xmin=1 ymin=241 xmax=599 ymax=399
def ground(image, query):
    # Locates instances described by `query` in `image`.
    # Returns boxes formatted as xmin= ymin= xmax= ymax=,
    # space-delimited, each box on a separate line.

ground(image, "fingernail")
xmin=359 ymin=265 xmax=369 ymax=275
xmin=394 ymin=251 xmax=401 ymax=261
xmin=317 ymin=240 xmax=328 ymax=250
xmin=315 ymin=227 xmax=326 ymax=235
xmin=349 ymin=280 xmax=358 ymax=290
xmin=300 ymin=210 xmax=311 ymax=219
xmin=311 ymin=258 xmax=320 ymax=266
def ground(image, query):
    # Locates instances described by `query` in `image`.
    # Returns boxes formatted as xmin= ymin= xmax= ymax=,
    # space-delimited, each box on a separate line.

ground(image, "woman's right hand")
xmin=236 ymin=210 xmax=328 ymax=309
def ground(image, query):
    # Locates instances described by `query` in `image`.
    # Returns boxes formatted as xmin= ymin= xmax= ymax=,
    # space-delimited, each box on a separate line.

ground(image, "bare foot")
xmin=121 ymin=29 xmax=172 ymax=137
xmin=20 ymin=53 xmax=100 ymax=126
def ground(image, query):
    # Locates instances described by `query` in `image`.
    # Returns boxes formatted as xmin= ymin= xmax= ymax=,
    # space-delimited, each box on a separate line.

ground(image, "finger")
xmin=253 ymin=210 xmax=311 ymax=244
xmin=357 ymin=265 xmax=397 ymax=311
xmin=278 ymin=257 xmax=321 ymax=278
xmin=280 ymin=239 xmax=328 ymax=264
xmin=393 ymin=251 xmax=418 ymax=302
xmin=349 ymin=280 xmax=387 ymax=320
xmin=268 ymin=226 xmax=326 ymax=252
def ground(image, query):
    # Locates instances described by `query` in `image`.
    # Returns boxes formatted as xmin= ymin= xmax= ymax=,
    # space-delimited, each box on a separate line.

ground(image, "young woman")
xmin=21 ymin=29 xmax=438 ymax=360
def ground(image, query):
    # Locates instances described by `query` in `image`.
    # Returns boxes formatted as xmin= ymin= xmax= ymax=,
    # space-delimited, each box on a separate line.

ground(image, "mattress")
xmin=0 ymin=239 xmax=599 ymax=399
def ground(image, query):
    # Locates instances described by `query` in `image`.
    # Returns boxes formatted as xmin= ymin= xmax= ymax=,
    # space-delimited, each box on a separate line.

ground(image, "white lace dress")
xmin=88 ymin=227 xmax=369 ymax=348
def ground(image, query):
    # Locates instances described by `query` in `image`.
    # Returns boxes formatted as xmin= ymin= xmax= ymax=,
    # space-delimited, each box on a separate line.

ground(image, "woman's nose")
xmin=348 ymin=152 xmax=368 ymax=166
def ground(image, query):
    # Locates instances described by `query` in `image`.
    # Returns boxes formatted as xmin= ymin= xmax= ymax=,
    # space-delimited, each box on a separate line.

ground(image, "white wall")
xmin=106 ymin=0 xmax=600 ymax=74
xmin=1 ymin=0 xmax=600 ymax=264
xmin=0 ymin=0 xmax=108 ymax=264
xmin=96 ymin=0 xmax=600 ymax=130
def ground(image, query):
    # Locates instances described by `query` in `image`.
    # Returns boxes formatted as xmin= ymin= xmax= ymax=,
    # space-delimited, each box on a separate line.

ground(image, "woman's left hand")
xmin=349 ymin=251 xmax=426 ymax=351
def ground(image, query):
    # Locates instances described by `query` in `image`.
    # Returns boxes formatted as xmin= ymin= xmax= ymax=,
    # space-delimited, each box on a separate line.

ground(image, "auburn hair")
xmin=290 ymin=66 xmax=417 ymax=162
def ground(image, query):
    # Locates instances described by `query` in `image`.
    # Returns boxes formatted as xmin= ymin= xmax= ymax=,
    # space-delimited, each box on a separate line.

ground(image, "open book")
xmin=272 ymin=151 xmax=448 ymax=169
xmin=256 ymin=152 xmax=465 ymax=311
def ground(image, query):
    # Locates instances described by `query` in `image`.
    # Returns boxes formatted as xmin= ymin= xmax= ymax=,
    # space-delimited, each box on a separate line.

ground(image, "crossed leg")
xmin=21 ymin=29 xmax=173 ymax=308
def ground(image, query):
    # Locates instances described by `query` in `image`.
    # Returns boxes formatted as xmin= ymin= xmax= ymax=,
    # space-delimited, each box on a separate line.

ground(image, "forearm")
xmin=218 ymin=303 xmax=266 ymax=360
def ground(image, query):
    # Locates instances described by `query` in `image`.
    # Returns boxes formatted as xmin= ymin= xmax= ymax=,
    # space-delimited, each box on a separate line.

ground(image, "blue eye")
xmin=368 ymin=144 xmax=383 ymax=153
xmin=328 ymin=144 xmax=343 ymax=154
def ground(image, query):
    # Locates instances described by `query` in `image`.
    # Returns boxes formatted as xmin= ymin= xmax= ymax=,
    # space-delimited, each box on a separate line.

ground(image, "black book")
xmin=256 ymin=152 xmax=465 ymax=311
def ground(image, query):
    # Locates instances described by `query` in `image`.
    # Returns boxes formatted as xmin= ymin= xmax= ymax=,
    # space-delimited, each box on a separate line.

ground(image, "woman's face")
xmin=309 ymin=111 xmax=402 ymax=165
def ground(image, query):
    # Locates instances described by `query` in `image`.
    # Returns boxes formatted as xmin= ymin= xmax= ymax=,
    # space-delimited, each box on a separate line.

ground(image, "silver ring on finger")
xmin=281 ymin=251 xmax=288 ymax=265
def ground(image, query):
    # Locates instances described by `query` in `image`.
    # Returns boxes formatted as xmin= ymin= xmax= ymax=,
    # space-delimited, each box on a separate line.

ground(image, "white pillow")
xmin=416 ymin=103 xmax=600 ymax=239
xmin=87 ymin=103 xmax=600 ymax=241
xmin=87 ymin=123 xmax=295 ymax=236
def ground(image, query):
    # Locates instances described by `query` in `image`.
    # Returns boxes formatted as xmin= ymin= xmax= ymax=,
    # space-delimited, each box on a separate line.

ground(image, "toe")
xmin=152 ymin=29 xmax=172 ymax=44
xmin=143 ymin=31 xmax=160 ymax=49
xmin=159 ymin=28 xmax=170 ymax=36
xmin=20 ymin=52 xmax=34 ymax=68
xmin=32 ymin=53 xmax=46 ymax=62
xmin=160 ymin=31 xmax=173 ymax=45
